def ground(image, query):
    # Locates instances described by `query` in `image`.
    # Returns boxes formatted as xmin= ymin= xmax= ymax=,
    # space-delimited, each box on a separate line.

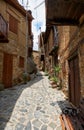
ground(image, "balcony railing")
xmin=53 ymin=26 xmax=59 ymax=46
xmin=0 ymin=14 xmax=8 ymax=42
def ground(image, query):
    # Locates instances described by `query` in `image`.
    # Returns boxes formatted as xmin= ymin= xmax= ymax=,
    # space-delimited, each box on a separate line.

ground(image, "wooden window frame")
xmin=19 ymin=56 xmax=24 ymax=68
xmin=9 ymin=15 xmax=18 ymax=34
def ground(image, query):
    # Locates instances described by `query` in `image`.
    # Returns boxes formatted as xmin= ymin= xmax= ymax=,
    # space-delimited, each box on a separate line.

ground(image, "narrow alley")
xmin=0 ymin=0 xmax=84 ymax=130
xmin=0 ymin=72 xmax=68 ymax=130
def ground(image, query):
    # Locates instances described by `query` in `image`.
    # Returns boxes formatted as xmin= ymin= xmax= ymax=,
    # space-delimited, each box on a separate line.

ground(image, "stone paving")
xmin=0 ymin=72 xmax=70 ymax=130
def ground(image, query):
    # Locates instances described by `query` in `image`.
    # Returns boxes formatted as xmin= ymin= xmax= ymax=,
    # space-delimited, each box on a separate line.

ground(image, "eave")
xmin=46 ymin=0 xmax=84 ymax=26
xmin=4 ymin=0 xmax=34 ymax=20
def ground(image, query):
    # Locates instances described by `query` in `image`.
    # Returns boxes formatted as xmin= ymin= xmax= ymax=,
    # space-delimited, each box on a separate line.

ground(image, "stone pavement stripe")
xmin=15 ymin=123 xmax=24 ymax=130
xmin=32 ymin=119 xmax=42 ymax=128
xmin=49 ymin=122 xmax=56 ymax=129
xmin=41 ymin=125 xmax=47 ymax=130
xmin=25 ymin=121 xmax=31 ymax=130
xmin=0 ymin=71 xmax=70 ymax=130
xmin=33 ymin=127 xmax=39 ymax=130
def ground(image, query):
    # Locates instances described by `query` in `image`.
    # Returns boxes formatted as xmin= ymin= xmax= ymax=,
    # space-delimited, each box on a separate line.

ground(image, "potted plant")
xmin=22 ymin=72 xmax=30 ymax=84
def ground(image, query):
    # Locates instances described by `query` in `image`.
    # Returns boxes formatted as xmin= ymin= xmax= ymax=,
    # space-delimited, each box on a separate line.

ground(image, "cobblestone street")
xmin=0 ymin=72 xmax=69 ymax=130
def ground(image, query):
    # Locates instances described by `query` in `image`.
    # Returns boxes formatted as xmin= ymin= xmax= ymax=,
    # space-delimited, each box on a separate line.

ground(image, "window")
xmin=9 ymin=15 xmax=18 ymax=34
xmin=19 ymin=56 xmax=24 ymax=68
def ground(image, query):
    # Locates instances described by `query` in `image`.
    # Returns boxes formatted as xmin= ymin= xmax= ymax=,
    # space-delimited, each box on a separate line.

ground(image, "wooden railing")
xmin=54 ymin=27 xmax=59 ymax=47
xmin=0 ymin=14 xmax=8 ymax=38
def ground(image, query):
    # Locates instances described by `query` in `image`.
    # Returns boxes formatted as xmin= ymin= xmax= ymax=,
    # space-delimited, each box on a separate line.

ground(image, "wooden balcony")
xmin=49 ymin=45 xmax=59 ymax=56
xmin=0 ymin=14 xmax=9 ymax=43
xmin=46 ymin=0 xmax=84 ymax=26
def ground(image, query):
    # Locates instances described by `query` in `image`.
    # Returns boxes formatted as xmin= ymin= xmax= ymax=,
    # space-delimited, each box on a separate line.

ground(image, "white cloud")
xmin=18 ymin=0 xmax=46 ymax=51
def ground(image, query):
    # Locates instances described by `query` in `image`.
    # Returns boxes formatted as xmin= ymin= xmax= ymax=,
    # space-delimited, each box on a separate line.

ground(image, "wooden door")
xmin=3 ymin=53 xmax=13 ymax=88
xmin=69 ymin=55 xmax=80 ymax=107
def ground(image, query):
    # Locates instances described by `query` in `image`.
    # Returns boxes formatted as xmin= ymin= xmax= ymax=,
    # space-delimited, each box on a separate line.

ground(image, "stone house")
xmin=44 ymin=26 xmax=59 ymax=73
xmin=0 ymin=0 xmax=33 ymax=89
xmin=44 ymin=23 xmax=84 ymax=108
xmin=57 ymin=25 xmax=84 ymax=107
xmin=45 ymin=0 xmax=84 ymax=107
xmin=33 ymin=50 xmax=39 ymax=69
xmin=38 ymin=32 xmax=45 ymax=71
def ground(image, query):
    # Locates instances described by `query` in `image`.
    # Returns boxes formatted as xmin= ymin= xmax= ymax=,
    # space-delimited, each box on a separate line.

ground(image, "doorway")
xmin=69 ymin=54 xmax=80 ymax=107
xmin=3 ymin=53 xmax=13 ymax=88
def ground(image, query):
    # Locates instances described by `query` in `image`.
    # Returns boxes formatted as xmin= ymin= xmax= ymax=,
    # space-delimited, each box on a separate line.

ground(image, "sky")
xmin=18 ymin=0 xmax=46 ymax=50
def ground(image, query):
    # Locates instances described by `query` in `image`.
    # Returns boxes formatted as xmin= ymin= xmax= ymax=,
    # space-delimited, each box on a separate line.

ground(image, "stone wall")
xmin=0 ymin=52 xmax=3 ymax=83
xmin=57 ymin=26 xmax=78 ymax=94
xmin=0 ymin=0 xmax=27 ymax=87
xmin=58 ymin=23 xmax=84 ymax=98
xmin=45 ymin=29 xmax=54 ymax=72
xmin=33 ymin=51 xmax=39 ymax=69
xmin=79 ymin=25 xmax=84 ymax=98
xmin=58 ymin=26 xmax=70 ymax=90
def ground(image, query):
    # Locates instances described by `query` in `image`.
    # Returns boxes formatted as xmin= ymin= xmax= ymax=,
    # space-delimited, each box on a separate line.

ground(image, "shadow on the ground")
xmin=50 ymin=99 xmax=71 ymax=113
xmin=57 ymin=100 xmax=72 ymax=111
xmin=0 ymin=71 xmax=43 ymax=130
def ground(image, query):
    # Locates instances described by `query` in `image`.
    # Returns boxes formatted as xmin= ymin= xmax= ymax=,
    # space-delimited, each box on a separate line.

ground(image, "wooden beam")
xmin=66 ymin=115 xmax=74 ymax=130
xmin=60 ymin=115 xmax=65 ymax=130
xmin=47 ymin=18 xmax=79 ymax=26
xmin=62 ymin=114 xmax=71 ymax=130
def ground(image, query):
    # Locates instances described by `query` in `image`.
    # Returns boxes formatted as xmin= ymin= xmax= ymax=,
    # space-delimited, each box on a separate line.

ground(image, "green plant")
xmin=22 ymin=72 xmax=28 ymax=84
xmin=52 ymin=76 xmax=58 ymax=83
xmin=53 ymin=65 xmax=60 ymax=79
xmin=51 ymin=65 xmax=61 ymax=87
xmin=54 ymin=65 xmax=60 ymax=74
xmin=44 ymin=70 xmax=48 ymax=76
